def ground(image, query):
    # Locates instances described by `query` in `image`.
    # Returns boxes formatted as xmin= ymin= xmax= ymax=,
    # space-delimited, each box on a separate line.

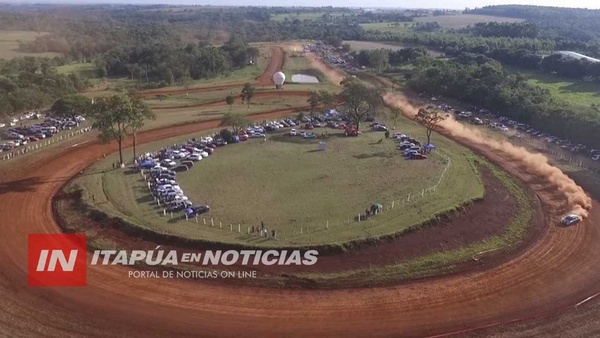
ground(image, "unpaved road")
xmin=1 ymin=110 xmax=599 ymax=337
xmin=0 ymin=46 xmax=599 ymax=337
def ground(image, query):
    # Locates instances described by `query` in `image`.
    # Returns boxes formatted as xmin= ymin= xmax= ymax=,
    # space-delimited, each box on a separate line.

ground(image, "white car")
xmin=200 ymin=151 xmax=209 ymax=158
xmin=290 ymin=129 xmax=297 ymax=136
xmin=187 ymin=153 xmax=203 ymax=161
xmin=561 ymin=214 xmax=582 ymax=226
xmin=151 ymin=166 xmax=168 ymax=173
xmin=162 ymin=159 xmax=177 ymax=167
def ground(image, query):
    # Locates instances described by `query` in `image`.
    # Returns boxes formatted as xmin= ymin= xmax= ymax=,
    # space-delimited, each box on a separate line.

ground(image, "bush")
xmin=219 ymin=128 xmax=233 ymax=143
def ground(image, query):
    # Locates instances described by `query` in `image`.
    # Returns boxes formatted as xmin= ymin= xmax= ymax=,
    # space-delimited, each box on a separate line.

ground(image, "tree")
xmin=50 ymin=95 xmax=90 ymax=125
xmin=307 ymin=90 xmax=321 ymax=116
xmin=179 ymin=76 xmax=193 ymax=96
xmin=128 ymin=97 xmax=155 ymax=163
xmin=318 ymin=90 xmax=335 ymax=110
xmin=219 ymin=128 xmax=233 ymax=143
xmin=338 ymin=77 xmax=384 ymax=129
xmin=88 ymin=94 xmax=133 ymax=165
xmin=225 ymin=94 xmax=235 ymax=111
xmin=413 ymin=108 xmax=448 ymax=146
xmin=247 ymin=47 xmax=260 ymax=64
xmin=221 ymin=112 xmax=250 ymax=134
xmin=241 ymin=82 xmax=255 ymax=110
xmin=390 ymin=106 xmax=403 ymax=129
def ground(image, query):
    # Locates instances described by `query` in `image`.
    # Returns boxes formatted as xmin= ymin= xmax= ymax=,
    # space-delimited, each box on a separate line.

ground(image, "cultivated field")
xmin=73 ymin=116 xmax=483 ymax=247
xmin=414 ymin=14 xmax=524 ymax=29
xmin=0 ymin=31 xmax=60 ymax=59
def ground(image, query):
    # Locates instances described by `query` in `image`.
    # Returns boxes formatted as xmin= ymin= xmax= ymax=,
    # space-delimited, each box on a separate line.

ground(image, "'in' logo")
xmin=28 ymin=234 xmax=87 ymax=287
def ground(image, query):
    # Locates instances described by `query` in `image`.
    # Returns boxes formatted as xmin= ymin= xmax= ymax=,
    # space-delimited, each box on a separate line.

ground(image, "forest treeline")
xmin=0 ymin=57 xmax=88 ymax=116
xmin=390 ymin=52 xmax=600 ymax=148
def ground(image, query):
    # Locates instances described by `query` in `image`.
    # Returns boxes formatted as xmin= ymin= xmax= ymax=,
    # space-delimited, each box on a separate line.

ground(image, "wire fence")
xmin=141 ymin=152 xmax=452 ymax=241
xmin=513 ymin=135 xmax=600 ymax=173
xmin=1 ymin=127 xmax=93 ymax=161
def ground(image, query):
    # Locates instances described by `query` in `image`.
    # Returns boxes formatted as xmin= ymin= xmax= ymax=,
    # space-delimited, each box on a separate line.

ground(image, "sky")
xmin=2 ymin=0 xmax=600 ymax=10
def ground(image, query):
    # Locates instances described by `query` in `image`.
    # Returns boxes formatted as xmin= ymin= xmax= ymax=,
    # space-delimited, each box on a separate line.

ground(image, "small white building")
xmin=555 ymin=51 xmax=600 ymax=63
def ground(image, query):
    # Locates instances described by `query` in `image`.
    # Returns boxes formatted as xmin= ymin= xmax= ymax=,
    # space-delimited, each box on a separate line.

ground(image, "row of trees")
xmin=0 ymin=57 xmax=88 ymax=117
xmin=50 ymin=93 xmax=155 ymax=164
xmin=353 ymin=47 xmax=430 ymax=72
xmin=95 ymin=38 xmax=259 ymax=85
xmin=405 ymin=53 xmax=600 ymax=148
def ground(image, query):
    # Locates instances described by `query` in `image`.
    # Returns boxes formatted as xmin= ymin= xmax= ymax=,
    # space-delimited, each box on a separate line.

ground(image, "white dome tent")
xmin=272 ymin=71 xmax=285 ymax=89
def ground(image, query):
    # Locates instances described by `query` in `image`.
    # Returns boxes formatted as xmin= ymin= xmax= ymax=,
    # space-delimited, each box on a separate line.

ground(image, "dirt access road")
xmin=0 ymin=47 xmax=599 ymax=337
xmin=140 ymin=46 xmax=284 ymax=98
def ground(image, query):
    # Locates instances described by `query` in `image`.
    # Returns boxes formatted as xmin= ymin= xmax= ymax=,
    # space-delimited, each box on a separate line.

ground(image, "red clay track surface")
xmin=1 ymin=110 xmax=600 ymax=337
xmin=1 ymin=49 xmax=600 ymax=337
xmin=256 ymin=46 xmax=284 ymax=86
xmin=140 ymin=46 xmax=284 ymax=98
xmin=152 ymin=90 xmax=309 ymax=110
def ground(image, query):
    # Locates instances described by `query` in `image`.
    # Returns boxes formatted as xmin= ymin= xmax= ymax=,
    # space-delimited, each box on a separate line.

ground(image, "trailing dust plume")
xmin=304 ymin=51 xmax=591 ymax=218
xmin=384 ymin=92 xmax=592 ymax=218
xmin=305 ymin=53 xmax=345 ymax=87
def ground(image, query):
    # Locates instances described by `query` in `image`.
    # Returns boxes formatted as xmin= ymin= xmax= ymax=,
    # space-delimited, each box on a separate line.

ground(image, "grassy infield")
xmin=53 ymin=37 xmax=533 ymax=283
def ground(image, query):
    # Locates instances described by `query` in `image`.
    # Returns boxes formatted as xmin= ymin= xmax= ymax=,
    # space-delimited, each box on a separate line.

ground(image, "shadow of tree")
xmin=353 ymin=152 xmax=394 ymax=160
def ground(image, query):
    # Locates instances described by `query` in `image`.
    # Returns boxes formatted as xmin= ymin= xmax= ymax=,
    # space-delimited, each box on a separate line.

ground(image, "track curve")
xmin=1 ymin=105 xmax=600 ymax=337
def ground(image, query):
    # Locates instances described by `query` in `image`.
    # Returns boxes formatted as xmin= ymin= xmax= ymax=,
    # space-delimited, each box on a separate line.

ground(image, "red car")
xmin=238 ymin=134 xmax=249 ymax=141
xmin=28 ymin=136 xmax=39 ymax=142
xmin=304 ymin=123 xmax=314 ymax=130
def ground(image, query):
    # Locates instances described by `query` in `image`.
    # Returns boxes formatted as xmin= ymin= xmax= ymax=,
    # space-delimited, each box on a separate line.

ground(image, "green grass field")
xmin=56 ymin=62 xmax=97 ymax=76
xmin=73 ymin=113 xmax=483 ymax=247
xmin=413 ymin=14 xmax=524 ymax=29
xmin=297 ymin=161 xmax=532 ymax=286
xmin=0 ymin=31 xmax=60 ymax=59
xmin=505 ymin=67 xmax=600 ymax=109
xmin=360 ymin=22 xmax=414 ymax=35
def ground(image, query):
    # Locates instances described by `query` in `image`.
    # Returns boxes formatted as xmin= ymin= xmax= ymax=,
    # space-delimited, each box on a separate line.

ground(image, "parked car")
xmin=189 ymin=205 xmax=210 ymax=216
xmin=187 ymin=153 xmax=203 ymax=161
xmin=289 ymin=129 xmax=297 ymax=136
xmin=410 ymin=153 xmax=428 ymax=160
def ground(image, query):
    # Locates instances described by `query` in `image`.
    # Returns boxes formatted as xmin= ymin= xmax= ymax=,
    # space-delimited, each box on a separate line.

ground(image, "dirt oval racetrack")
xmin=1 ymin=104 xmax=600 ymax=337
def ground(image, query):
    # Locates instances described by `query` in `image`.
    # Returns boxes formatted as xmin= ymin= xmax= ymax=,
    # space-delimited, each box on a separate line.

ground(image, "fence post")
xmin=220 ymin=221 xmax=222 ymax=229
xmin=230 ymin=224 xmax=233 ymax=231
xmin=211 ymin=218 xmax=214 ymax=226
xmin=195 ymin=216 xmax=198 ymax=223
xmin=238 ymin=224 xmax=241 ymax=233
xmin=392 ymin=201 xmax=395 ymax=209
xmin=203 ymin=218 xmax=206 ymax=225
xmin=326 ymin=220 xmax=329 ymax=229
xmin=163 ymin=209 xmax=166 ymax=216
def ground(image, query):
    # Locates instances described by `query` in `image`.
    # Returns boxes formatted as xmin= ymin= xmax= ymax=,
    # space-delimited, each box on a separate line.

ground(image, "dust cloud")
xmin=384 ymin=92 xmax=592 ymax=218
xmin=306 ymin=51 xmax=591 ymax=218
xmin=305 ymin=53 xmax=344 ymax=87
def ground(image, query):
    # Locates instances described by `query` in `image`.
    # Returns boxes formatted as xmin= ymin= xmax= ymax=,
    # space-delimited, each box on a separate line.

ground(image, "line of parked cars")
xmin=0 ymin=115 xmax=85 ymax=152
xmin=393 ymin=132 xmax=427 ymax=159
xmin=434 ymin=100 xmax=599 ymax=162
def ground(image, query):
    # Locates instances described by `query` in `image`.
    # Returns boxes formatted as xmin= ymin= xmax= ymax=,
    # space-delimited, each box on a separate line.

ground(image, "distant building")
xmin=555 ymin=51 xmax=600 ymax=63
